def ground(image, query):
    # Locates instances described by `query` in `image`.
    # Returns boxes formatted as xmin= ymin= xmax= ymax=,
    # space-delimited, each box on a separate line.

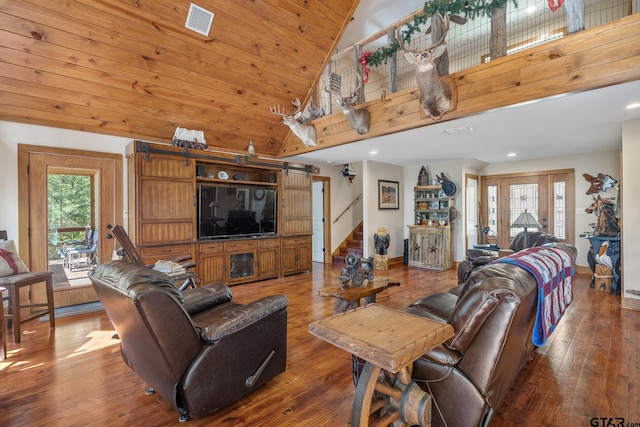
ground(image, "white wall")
xmin=622 ymin=118 xmax=640 ymax=300
xmin=363 ymin=160 xmax=404 ymax=258
xmin=0 ymin=121 xmax=131 ymax=245
xmin=480 ymin=149 xmax=620 ymax=268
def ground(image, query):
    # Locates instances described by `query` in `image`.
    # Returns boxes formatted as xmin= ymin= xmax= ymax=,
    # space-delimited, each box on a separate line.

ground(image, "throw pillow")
xmin=0 ymin=240 xmax=30 ymax=277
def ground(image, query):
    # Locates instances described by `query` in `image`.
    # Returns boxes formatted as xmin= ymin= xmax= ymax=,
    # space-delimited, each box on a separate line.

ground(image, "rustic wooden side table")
xmin=309 ymin=304 xmax=454 ymax=427
xmin=318 ymin=277 xmax=400 ymax=314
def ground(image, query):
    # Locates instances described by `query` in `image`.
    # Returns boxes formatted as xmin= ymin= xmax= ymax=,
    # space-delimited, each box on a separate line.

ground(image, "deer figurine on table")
xmin=270 ymin=98 xmax=317 ymax=147
xmin=398 ymin=11 xmax=455 ymax=120
xmin=325 ymin=72 xmax=370 ymax=135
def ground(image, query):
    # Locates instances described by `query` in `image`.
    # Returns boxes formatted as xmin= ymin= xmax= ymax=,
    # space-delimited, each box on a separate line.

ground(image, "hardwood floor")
xmin=1 ymin=263 xmax=639 ymax=426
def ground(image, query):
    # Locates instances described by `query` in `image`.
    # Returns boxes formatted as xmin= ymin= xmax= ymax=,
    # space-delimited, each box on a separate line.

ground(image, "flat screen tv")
xmin=198 ymin=183 xmax=277 ymax=239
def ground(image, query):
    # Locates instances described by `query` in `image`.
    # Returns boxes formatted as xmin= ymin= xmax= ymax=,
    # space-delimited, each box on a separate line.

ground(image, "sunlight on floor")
xmin=62 ymin=330 xmax=120 ymax=359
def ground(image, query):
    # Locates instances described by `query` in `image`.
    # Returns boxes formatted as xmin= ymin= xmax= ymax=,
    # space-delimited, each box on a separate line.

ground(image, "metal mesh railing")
xmin=320 ymin=0 xmax=632 ymax=114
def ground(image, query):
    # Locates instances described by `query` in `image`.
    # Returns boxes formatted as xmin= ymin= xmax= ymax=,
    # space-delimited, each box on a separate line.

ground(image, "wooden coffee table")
xmin=309 ymin=304 xmax=454 ymax=427
xmin=319 ymin=277 xmax=400 ymax=314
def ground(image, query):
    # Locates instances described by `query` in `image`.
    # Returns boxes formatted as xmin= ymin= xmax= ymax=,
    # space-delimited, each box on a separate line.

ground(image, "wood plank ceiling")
xmin=0 ymin=0 xmax=359 ymax=158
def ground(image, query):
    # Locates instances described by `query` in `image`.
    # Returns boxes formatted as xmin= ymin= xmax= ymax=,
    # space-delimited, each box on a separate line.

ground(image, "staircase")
xmin=332 ymin=222 xmax=364 ymax=265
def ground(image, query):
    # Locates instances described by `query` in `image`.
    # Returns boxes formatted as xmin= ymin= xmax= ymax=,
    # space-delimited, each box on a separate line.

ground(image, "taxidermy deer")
xmin=325 ymin=72 xmax=370 ymax=135
xmin=269 ymin=98 xmax=316 ymax=147
xmin=398 ymin=11 xmax=453 ymax=120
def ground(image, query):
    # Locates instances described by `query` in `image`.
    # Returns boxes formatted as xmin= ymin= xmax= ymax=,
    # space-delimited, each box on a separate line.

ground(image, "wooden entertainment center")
xmin=126 ymin=141 xmax=313 ymax=285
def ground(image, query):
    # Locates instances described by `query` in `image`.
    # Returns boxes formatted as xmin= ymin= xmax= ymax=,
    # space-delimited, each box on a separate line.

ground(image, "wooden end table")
xmin=319 ymin=277 xmax=400 ymax=314
xmin=319 ymin=277 xmax=401 ymax=384
xmin=309 ymin=304 xmax=454 ymax=427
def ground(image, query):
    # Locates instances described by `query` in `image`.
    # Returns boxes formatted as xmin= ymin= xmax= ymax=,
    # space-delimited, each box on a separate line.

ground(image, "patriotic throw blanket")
xmin=495 ymin=246 xmax=574 ymax=346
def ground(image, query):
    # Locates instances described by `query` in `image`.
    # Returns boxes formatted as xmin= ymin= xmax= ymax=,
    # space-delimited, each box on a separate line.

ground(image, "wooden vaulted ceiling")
xmin=0 ymin=0 xmax=359 ymax=158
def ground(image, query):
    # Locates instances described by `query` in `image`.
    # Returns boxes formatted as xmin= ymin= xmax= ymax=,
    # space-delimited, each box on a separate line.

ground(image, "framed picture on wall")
xmin=378 ymin=180 xmax=399 ymax=210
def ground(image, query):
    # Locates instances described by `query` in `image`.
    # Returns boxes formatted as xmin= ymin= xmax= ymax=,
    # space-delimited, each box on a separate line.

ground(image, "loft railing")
xmin=311 ymin=0 xmax=633 ymax=116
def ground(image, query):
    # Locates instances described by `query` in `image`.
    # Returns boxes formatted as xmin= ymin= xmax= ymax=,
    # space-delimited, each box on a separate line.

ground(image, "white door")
xmin=466 ymin=175 xmax=479 ymax=250
xmin=312 ymin=180 xmax=325 ymax=262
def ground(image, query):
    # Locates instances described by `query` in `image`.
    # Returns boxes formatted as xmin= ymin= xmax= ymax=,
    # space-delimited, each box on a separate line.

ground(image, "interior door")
xmin=18 ymin=145 xmax=122 ymax=308
xmin=312 ymin=180 xmax=325 ymax=262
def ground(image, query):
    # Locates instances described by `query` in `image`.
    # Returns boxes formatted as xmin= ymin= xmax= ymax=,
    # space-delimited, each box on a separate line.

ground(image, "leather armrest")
xmin=193 ymin=295 xmax=288 ymax=342
xmin=421 ymin=345 xmax=463 ymax=367
xmin=182 ymin=282 xmax=233 ymax=316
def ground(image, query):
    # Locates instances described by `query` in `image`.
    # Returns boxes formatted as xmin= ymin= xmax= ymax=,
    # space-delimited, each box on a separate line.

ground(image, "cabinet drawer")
xmin=140 ymin=244 xmax=192 ymax=262
xmin=260 ymin=238 xmax=278 ymax=248
xmin=224 ymin=240 xmax=258 ymax=251
xmin=199 ymin=241 xmax=223 ymax=255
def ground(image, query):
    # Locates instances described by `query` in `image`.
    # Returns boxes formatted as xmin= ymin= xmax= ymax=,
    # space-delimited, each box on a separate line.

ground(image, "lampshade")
xmin=511 ymin=209 xmax=541 ymax=229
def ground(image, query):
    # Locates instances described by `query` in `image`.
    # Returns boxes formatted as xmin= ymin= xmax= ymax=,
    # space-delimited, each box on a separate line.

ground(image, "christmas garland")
xmin=363 ymin=0 xmax=519 ymax=68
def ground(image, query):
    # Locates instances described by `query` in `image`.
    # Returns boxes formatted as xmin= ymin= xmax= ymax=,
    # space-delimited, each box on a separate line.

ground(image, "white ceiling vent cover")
xmin=185 ymin=3 xmax=214 ymax=36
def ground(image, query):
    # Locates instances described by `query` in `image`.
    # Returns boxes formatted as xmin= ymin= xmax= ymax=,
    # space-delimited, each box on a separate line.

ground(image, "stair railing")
xmin=333 ymin=193 xmax=363 ymax=224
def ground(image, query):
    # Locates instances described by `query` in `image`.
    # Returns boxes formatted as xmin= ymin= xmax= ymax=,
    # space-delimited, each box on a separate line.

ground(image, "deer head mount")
xmin=325 ymin=72 xmax=370 ymax=135
xmin=269 ymin=98 xmax=317 ymax=147
xmin=398 ymin=11 xmax=455 ymax=120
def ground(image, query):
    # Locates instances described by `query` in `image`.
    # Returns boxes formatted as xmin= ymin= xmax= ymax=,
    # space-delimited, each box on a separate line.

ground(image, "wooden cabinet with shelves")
xmin=407 ymin=225 xmax=452 ymax=271
xmin=196 ymin=162 xmax=278 ymax=187
xmin=413 ymin=186 xmax=453 ymax=226
xmin=127 ymin=140 xmax=312 ymax=286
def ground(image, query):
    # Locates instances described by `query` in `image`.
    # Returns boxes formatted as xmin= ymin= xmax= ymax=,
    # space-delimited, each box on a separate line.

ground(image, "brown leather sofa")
xmin=89 ymin=261 xmax=288 ymax=421
xmin=405 ymin=243 xmax=576 ymax=427
xmin=458 ymin=231 xmax=559 ymax=284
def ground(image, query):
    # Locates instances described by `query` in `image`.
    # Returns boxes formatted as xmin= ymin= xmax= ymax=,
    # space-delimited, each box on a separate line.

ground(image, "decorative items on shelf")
xmin=172 ymin=127 xmax=208 ymax=150
xmin=413 ymin=185 xmax=453 ymax=226
xmin=417 ymin=165 xmax=430 ymax=186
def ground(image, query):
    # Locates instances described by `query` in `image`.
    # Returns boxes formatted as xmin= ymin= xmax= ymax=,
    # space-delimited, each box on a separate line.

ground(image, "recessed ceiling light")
xmin=443 ymin=125 xmax=474 ymax=135
xmin=508 ymin=153 xmax=517 ymax=157
xmin=369 ymin=150 xmax=378 ymax=155
xmin=326 ymin=160 xmax=333 ymax=164
xmin=626 ymin=102 xmax=640 ymax=109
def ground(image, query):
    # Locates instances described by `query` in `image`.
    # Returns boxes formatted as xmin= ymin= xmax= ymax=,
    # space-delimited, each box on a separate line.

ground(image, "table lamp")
xmin=511 ymin=209 xmax=542 ymax=246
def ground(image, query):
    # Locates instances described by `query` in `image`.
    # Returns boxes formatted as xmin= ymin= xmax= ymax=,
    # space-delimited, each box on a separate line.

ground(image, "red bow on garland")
xmin=548 ymin=0 xmax=564 ymax=12
xmin=359 ymin=50 xmax=373 ymax=83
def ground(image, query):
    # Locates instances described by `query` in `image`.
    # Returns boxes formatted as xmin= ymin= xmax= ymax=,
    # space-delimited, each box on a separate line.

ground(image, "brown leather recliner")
xmin=405 ymin=243 xmax=576 ymax=427
xmin=89 ymin=261 xmax=288 ymax=421
xmin=457 ymin=231 xmax=559 ymax=284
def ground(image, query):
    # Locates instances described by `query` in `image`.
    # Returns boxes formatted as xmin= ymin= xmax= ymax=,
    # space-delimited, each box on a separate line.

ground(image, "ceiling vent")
xmin=185 ymin=3 xmax=214 ymax=36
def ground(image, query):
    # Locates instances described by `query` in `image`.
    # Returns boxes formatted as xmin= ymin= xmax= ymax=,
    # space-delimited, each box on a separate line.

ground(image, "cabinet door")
xmin=281 ymin=236 xmax=311 ymax=275
xmin=281 ymin=243 xmax=299 ymax=275
xmin=135 ymin=154 xmax=195 ymax=245
xmin=423 ymin=230 xmax=443 ymax=268
xmin=227 ymin=251 xmax=256 ymax=284
xmin=257 ymin=239 xmax=279 ymax=279
xmin=257 ymin=247 xmax=278 ymax=279
xmin=281 ymin=170 xmax=312 ymax=235
xmin=296 ymin=237 xmax=312 ymax=271
xmin=198 ymin=242 xmax=225 ymax=284
xmin=408 ymin=230 xmax=424 ymax=266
